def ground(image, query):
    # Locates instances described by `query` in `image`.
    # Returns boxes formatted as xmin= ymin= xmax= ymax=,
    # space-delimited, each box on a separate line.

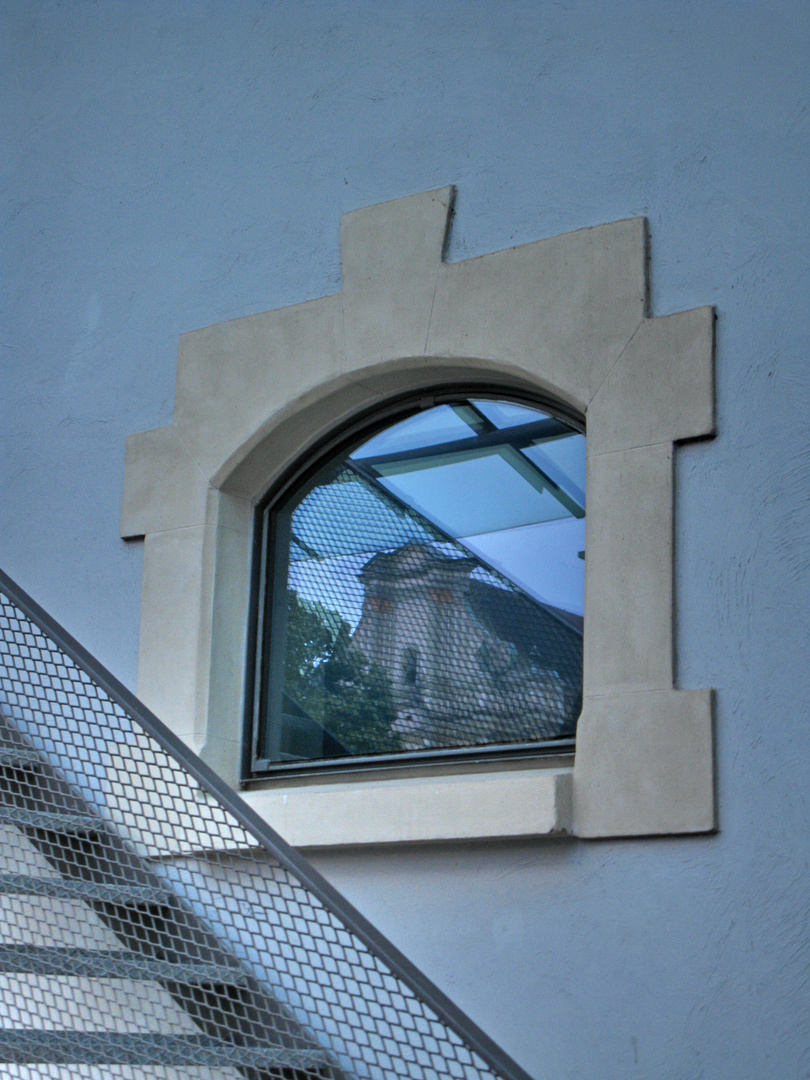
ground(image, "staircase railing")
xmin=0 ymin=566 xmax=533 ymax=1080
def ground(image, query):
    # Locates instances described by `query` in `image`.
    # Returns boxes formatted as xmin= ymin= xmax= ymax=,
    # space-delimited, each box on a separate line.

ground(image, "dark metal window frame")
xmin=243 ymin=385 xmax=584 ymax=784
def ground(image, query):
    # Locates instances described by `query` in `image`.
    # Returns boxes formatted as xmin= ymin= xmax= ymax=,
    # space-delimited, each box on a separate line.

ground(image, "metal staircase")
xmin=0 ymin=568 xmax=533 ymax=1080
xmin=0 ymin=716 xmax=340 ymax=1076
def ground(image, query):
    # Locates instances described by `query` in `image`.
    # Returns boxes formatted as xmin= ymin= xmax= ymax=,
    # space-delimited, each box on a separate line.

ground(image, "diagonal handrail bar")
xmin=0 ymin=565 xmax=534 ymax=1080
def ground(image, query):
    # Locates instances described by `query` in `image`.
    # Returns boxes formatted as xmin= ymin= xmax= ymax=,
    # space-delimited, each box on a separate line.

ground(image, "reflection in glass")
xmin=257 ymin=399 xmax=585 ymax=767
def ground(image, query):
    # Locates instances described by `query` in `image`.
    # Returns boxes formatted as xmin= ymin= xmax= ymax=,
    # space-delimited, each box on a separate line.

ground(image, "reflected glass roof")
xmin=375 ymin=451 xmax=572 ymax=537
xmin=352 ymin=405 xmax=477 ymax=458
xmin=350 ymin=399 xmax=585 ymax=539
xmin=472 ymin=399 xmax=550 ymax=429
xmin=290 ymin=471 xmax=438 ymax=562
xmin=262 ymin=396 xmax=586 ymax=769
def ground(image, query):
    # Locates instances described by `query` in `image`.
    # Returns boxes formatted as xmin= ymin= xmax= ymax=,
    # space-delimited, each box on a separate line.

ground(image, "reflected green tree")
xmin=285 ymin=590 xmax=401 ymax=756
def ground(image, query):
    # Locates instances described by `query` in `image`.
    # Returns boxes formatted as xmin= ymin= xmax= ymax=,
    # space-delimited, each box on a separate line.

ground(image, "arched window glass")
xmin=250 ymin=397 xmax=585 ymax=774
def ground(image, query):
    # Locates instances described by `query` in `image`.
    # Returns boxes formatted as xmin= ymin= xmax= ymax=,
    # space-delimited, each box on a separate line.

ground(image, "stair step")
xmin=0 ymin=874 xmax=169 ymax=905
xmin=0 ymin=945 xmax=251 ymax=985
xmin=0 ymin=1031 xmax=333 ymax=1069
xmin=0 ymin=806 xmax=108 ymax=832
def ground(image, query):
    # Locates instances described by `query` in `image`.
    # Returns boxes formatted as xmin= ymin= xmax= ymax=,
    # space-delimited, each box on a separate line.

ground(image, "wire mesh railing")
xmin=0 ymin=567 xmax=533 ymax=1080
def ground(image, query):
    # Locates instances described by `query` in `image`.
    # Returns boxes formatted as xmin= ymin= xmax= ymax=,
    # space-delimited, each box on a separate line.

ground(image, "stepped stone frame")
xmin=121 ymin=186 xmax=716 ymax=845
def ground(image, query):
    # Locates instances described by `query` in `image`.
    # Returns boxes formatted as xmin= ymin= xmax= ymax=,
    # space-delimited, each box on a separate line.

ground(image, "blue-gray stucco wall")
xmin=2 ymin=3 xmax=808 ymax=1077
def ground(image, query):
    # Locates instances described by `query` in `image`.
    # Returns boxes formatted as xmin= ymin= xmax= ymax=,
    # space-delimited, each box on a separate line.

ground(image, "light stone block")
xmin=199 ymin=502 xmax=253 ymax=785
xmin=587 ymin=307 xmax=715 ymax=455
xmin=246 ymin=767 xmax=572 ymax=848
xmin=121 ymin=425 xmax=209 ymax=538
xmin=584 ymin=443 xmax=674 ymax=694
xmin=427 ymin=218 xmax=647 ymax=411
xmin=341 ymin=186 xmax=454 ymax=367
xmin=574 ymin=689 xmax=715 ymax=837
xmin=174 ymin=293 xmax=344 ymax=481
xmin=200 ymin=731 xmax=244 ymax=793
xmin=216 ymin=369 xmax=375 ymax=498
xmin=205 ymin=486 xmax=251 ymax=534
xmin=137 ymin=527 xmax=212 ymax=750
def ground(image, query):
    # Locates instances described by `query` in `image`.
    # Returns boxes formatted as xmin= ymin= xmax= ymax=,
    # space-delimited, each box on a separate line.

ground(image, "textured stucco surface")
xmin=1 ymin=3 xmax=809 ymax=1078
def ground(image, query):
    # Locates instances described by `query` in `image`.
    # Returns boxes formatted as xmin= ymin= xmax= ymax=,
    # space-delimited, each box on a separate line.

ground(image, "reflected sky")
xmin=347 ymin=399 xmax=586 ymax=615
xmin=377 ymin=452 xmax=574 ymax=536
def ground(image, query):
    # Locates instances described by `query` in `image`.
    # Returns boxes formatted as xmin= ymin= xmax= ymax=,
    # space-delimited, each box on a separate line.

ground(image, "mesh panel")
xmin=262 ymin=464 xmax=582 ymax=766
xmin=0 ymin=577 xmax=529 ymax=1080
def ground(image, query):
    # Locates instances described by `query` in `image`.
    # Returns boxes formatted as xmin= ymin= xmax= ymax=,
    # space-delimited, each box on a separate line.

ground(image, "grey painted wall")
xmin=2 ymin=2 xmax=808 ymax=1077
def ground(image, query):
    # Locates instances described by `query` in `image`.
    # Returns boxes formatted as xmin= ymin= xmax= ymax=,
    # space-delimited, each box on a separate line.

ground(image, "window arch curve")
xmin=248 ymin=392 xmax=586 ymax=776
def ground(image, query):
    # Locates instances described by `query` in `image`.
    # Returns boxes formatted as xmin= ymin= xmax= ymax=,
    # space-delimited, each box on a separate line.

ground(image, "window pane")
xmin=291 ymin=470 xmax=437 ymax=560
xmin=470 ymin=399 xmax=551 ymax=429
xmin=462 ymin=517 xmax=586 ymax=617
xmin=522 ymin=433 xmax=586 ymax=509
xmin=257 ymin=398 xmax=584 ymax=769
xmin=376 ymin=450 xmax=572 ymax=537
xmin=351 ymin=404 xmax=478 ymax=459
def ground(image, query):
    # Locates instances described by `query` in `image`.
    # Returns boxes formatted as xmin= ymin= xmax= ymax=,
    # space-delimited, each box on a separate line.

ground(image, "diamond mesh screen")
xmin=258 ymin=463 xmax=583 ymax=768
xmin=0 ymin=573 xmax=531 ymax=1080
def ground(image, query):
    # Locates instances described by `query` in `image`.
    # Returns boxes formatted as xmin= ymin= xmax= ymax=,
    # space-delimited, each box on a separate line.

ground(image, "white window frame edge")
xmin=121 ymin=186 xmax=716 ymax=844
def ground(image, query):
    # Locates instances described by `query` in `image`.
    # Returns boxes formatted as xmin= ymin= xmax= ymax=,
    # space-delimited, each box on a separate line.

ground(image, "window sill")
xmin=240 ymin=762 xmax=573 ymax=848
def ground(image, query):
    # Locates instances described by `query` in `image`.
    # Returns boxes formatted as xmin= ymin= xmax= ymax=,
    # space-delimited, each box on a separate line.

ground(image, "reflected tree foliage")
xmin=284 ymin=590 xmax=401 ymax=756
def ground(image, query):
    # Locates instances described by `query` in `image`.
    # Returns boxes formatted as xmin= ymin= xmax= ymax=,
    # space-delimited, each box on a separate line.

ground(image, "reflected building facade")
xmin=352 ymin=544 xmax=582 ymax=750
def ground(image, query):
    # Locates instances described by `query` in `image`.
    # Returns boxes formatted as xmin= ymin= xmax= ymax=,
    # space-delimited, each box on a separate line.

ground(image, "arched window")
xmin=248 ymin=395 xmax=585 ymax=776
xmin=122 ymin=187 xmax=715 ymax=840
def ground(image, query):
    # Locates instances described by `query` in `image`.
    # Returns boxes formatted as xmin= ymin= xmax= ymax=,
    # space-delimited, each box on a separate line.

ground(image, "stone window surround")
xmin=121 ymin=186 xmax=716 ymax=846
